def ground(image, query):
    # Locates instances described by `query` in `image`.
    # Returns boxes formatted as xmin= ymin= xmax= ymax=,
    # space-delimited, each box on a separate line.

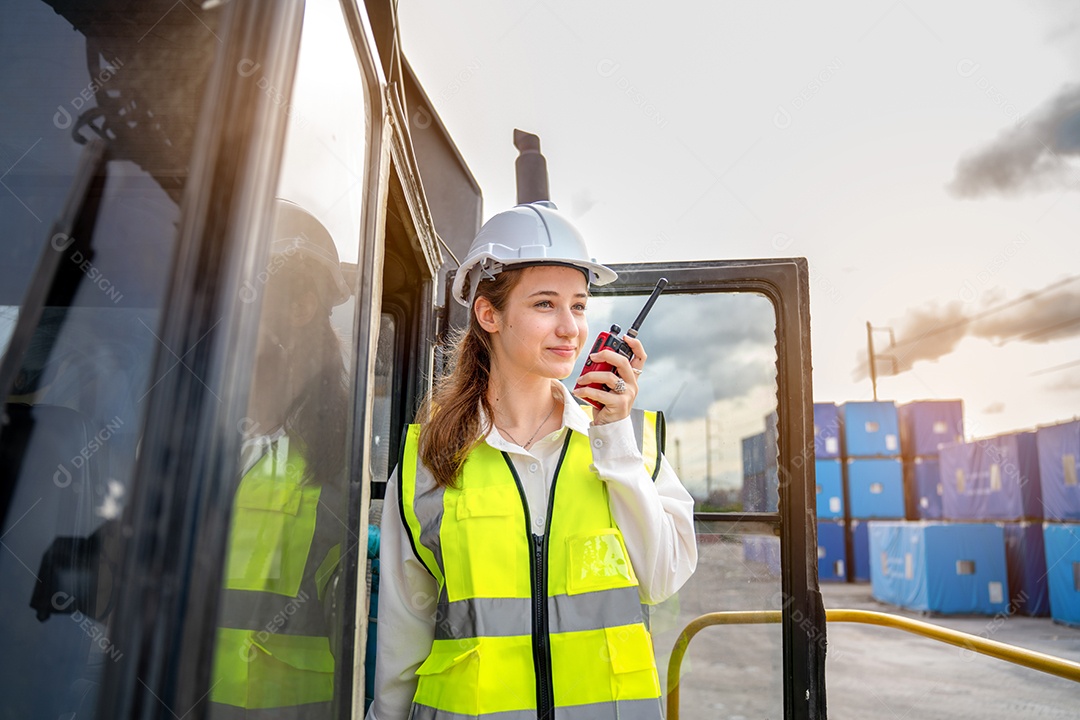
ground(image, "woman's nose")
xmin=555 ymin=307 xmax=579 ymax=338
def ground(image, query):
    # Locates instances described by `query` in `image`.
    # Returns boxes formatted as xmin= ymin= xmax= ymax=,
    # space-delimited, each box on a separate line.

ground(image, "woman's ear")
xmin=474 ymin=296 xmax=499 ymax=333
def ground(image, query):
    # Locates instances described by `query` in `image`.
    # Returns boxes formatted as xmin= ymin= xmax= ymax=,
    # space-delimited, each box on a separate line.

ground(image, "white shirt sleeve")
xmin=365 ymin=467 xmax=436 ymax=720
xmin=588 ymin=416 xmax=698 ymax=605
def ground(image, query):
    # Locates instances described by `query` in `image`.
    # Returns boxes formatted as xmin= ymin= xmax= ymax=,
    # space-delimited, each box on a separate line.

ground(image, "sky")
xmin=400 ymin=0 xmax=1080 ymax=464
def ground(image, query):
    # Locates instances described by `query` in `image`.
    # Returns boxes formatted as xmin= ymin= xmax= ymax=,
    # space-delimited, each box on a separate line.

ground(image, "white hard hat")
xmin=271 ymin=198 xmax=352 ymax=307
xmin=451 ymin=201 xmax=617 ymax=307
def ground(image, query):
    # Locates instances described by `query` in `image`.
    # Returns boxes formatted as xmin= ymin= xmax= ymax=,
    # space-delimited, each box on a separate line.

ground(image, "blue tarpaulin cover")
xmin=847 ymin=457 xmax=904 ymax=519
xmin=1036 ymin=420 xmax=1080 ymax=522
xmin=870 ymin=522 xmax=1009 ymax=614
xmin=818 ymin=521 xmax=846 ymax=582
xmin=1001 ymin=522 xmax=1049 ymax=617
xmin=939 ymin=432 xmax=1042 ymax=520
xmin=814 ymin=403 xmax=841 ymax=458
xmin=906 ymin=457 xmax=943 ymax=520
xmin=816 ymin=459 xmax=843 ymax=519
xmin=840 ymin=401 xmax=900 ymax=457
xmin=849 ymin=519 xmax=871 ymax=582
xmin=898 ymin=400 xmax=964 ymax=458
xmin=1043 ymin=523 xmax=1080 ymax=627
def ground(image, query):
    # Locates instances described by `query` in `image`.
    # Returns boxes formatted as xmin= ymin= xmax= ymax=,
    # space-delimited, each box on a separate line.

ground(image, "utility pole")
xmin=674 ymin=437 xmax=683 ymax=478
xmin=866 ymin=322 xmax=898 ymax=401
xmin=705 ymin=415 xmax=713 ymax=499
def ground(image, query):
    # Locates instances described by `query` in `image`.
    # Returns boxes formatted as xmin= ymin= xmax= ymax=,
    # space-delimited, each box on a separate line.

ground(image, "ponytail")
xmin=419 ymin=268 xmax=523 ymax=488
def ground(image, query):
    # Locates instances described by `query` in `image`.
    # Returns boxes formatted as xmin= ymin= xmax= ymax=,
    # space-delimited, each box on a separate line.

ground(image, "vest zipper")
xmin=503 ymin=431 xmax=571 ymax=720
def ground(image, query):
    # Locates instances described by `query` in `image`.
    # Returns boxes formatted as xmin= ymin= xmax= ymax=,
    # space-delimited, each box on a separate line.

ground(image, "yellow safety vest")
xmin=210 ymin=438 xmax=342 ymax=713
xmin=400 ymin=408 xmax=666 ymax=720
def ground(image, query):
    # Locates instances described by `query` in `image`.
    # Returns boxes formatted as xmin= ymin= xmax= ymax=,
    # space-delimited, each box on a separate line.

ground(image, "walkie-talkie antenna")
xmin=625 ymin=278 xmax=668 ymax=338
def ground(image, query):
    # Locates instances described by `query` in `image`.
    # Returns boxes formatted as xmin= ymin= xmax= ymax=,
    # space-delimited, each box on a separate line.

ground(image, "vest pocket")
xmin=565 ymin=529 xmax=638 ymax=595
xmin=413 ymin=640 xmax=481 ymax=713
xmin=451 ymin=488 xmax=522 ymax=598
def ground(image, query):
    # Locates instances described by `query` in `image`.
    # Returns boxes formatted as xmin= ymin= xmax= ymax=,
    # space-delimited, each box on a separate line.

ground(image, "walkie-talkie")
xmin=575 ymin=278 xmax=668 ymax=409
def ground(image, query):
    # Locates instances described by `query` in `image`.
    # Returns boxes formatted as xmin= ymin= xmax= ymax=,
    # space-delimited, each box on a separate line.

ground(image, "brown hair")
xmin=418 ymin=268 xmax=526 ymax=488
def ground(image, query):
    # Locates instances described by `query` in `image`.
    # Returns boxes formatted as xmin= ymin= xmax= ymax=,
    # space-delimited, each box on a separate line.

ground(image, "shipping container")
xmin=1001 ymin=522 xmax=1050 ymax=617
xmin=904 ymin=457 xmax=943 ymax=520
xmin=815 ymin=459 xmax=844 ymax=519
xmin=848 ymin=519 xmax=871 ymax=582
xmin=897 ymin=400 xmax=964 ymax=458
xmin=869 ymin=522 xmax=1009 ymax=614
xmin=818 ymin=521 xmax=846 ymax=582
xmin=1043 ymin=523 xmax=1080 ymax=627
xmin=840 ymin=401 xmax=900 ymax=457
xmin=742 ymin=535 xmax=782 ymax=576
xmin=742 ymin=432 xmax=766 ymax=478
xmin=939 ymin=432 xmax=1042 ymax=520
xmin=1035 ymin=419 xmax=1080 ymax=522
xmin=847 ymin=457 xmax=904 ymax=519
xmin=813 ymin=402 xmax=841 ymax=459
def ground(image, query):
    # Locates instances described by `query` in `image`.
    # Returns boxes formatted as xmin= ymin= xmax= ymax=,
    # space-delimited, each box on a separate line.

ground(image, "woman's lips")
xmin=548 ymin=347 xmax=577 ymax=358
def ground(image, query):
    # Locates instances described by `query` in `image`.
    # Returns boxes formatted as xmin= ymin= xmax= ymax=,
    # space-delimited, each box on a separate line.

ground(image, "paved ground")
xmin=650 ymin=536 xmax=1080 ymax=719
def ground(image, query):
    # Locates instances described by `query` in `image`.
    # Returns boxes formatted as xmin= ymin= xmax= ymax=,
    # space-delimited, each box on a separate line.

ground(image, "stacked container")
xmin=742 ymin=429 xmax=780 ymax=575
xmin=938 ymin=431 xmax=1048 ymax=616
xmin=840 ymin=402 xmax=904 ymax=582
xmin=1036 ymin=419 xmax=1080 ymax=626
xmin=898 ymin=400 xmax=964 ymax=519
xmin=813 ymin=403 xmax=844 ymax=581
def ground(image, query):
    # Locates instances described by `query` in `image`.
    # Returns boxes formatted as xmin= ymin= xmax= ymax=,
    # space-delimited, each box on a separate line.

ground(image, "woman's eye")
xmin=535 ymin=300 xmax=553 ymax=308
xmin=573 ymin=303 xmax=587 ymax=312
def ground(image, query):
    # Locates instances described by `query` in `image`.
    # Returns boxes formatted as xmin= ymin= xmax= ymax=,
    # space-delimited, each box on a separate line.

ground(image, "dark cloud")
xmin=853 ymin=280 xmax=1080 ymax=379
xmin=949 ymin=84 xmax=1080 ymax=197
xmin=575 ymin=291 xmax=778 ymax=421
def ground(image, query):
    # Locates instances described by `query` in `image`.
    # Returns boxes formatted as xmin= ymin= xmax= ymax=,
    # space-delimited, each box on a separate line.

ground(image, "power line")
xmin=888 ymin=274 xmax=1080 ymax=353
xmin=1030 ymin=358 xmax=1080 ymax=377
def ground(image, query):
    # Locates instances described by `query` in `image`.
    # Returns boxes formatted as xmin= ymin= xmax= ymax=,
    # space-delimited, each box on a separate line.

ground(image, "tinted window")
xmin=0 ymin=1 xmax=223 ymax=718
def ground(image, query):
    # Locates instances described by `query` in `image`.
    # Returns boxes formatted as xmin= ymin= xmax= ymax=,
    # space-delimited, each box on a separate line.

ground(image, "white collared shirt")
xmin=366 ymin=381 xmax=697 ymax=720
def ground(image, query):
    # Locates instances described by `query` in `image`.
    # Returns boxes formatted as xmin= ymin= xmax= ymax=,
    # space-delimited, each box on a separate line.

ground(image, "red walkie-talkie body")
xmin=574 ymin=278 xmax=667 ymax=409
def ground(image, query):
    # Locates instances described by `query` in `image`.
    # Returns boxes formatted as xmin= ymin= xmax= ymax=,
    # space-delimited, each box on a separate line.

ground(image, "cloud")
xmin=582 ymin=291 xmax=778 ymax=421
xmin=983 ymin=402 xmax=1006 ymax=415
xmin=949 ymin=84 xmax=1080 ymax=197
xmin=853 ymin=279 xmax=1080 ymax=378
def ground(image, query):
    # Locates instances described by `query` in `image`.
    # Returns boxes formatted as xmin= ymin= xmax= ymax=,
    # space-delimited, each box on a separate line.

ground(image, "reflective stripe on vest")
xmin=211 ymin=439 xmax=338 ymax=710
xmin=400 ymin=409 xmax=665 ymax=719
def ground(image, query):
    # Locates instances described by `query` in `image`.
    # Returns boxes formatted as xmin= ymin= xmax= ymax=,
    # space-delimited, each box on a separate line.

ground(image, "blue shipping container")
xmin=742 ymin=535 xmax=781 ymax=576
xmin=905 ymin=457 xmax=943 ymax=520
xmin=939 ymin=432 xmax=1042 ymax=520
xmin=1043 ymin=523 xmax=1080 ymax=627
xmin=742 ymin=432 xmax=766 ymax=478
xmin=847 ymin=457 xmax=905 ymax=519
xmin=1001 ymin=523 xmax=1049 ymax=617
xmin=818 ymin=521 xmax=846 ymax=582
xmin=814 ymin=402 xmax=841 ymax=459
xmin=816 ymin=459 xmax=844 ymax=519
xmin=898 ymin=400 xmax=964 ymax=458
xmin=870 ymin=522 xmax=1009 ymax=614
xmin=742 ymin=471 xmax=779 ymax=513
xmin=840 ymin=401 xmax=900 ymax=457
xmin=849 ymin=520 xmax=871 ymax=582
xmin=1036 ymin=420 xmax=1080 ymax=522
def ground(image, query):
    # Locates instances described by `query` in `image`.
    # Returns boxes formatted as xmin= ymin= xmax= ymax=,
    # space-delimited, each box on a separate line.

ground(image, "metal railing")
xmin=666 ymin=609 xmax=1080 ymax=720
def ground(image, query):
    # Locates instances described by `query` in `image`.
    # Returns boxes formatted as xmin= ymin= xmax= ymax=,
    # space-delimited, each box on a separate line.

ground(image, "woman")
xmin=370 ymin=202 xmax=697 ymax=720
xmin=210 ymin=199 xmax=352 ymax=719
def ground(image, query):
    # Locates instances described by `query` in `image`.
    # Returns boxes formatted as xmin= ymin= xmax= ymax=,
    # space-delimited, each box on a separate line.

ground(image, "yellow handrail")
xmin=666 ymin=609 xmax=1080 ymax=720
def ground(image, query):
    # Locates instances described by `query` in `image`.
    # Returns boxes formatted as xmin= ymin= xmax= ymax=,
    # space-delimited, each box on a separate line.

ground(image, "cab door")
xmin=571 ymin=259 xmax=825 ymax=720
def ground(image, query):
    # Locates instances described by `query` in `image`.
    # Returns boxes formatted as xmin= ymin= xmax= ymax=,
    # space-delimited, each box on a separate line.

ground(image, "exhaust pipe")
xmin=514 ymin=129 xmax=549 ymax=204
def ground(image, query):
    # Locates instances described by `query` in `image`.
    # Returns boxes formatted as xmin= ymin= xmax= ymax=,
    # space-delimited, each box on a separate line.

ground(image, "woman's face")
xmin=486 ymin=265 xmax=590 ymax=382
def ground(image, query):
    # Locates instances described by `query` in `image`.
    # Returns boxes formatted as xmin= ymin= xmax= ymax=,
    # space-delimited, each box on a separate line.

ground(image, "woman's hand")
xmin=572 ymin=336 xmax=648 ymax=425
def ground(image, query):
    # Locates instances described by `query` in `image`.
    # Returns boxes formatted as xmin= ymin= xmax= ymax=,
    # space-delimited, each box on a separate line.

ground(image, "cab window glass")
xmin=0 ymin=1 xmax=222 ymax=718
xmin=565 ymin=290 xmax=782 ymax=715
xmin=206 ymin=0 xmax=370 ymax=716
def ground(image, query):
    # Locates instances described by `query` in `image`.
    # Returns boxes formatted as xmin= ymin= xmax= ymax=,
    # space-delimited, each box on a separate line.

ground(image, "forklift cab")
xmin=0 ymin=1 xmax=820 ymax=718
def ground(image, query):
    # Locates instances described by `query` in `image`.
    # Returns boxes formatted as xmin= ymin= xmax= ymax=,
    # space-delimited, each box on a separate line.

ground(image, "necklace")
xmin=497 ymin=402 xmax=557 ymax=449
